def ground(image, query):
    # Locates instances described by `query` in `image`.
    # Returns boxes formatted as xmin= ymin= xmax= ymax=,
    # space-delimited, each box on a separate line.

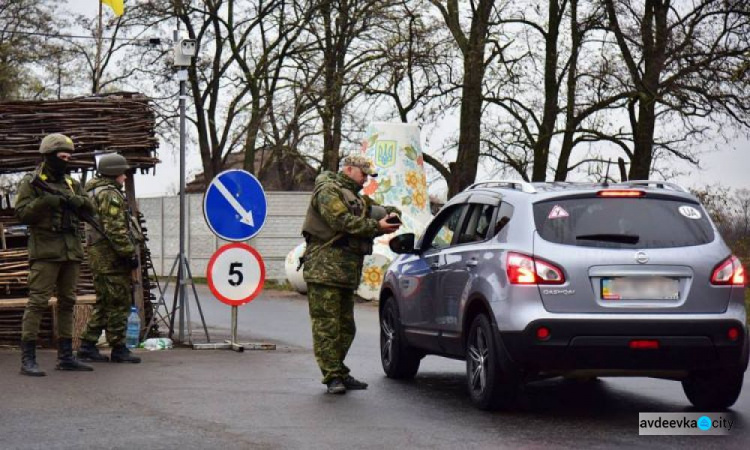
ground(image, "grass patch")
xmin=157 ymin=276 xmax=294 ymax=291
xmin=157 ymin=276 xmax=207 ymax=284
xmin=263 ymin=279 xmax=296 ymax=291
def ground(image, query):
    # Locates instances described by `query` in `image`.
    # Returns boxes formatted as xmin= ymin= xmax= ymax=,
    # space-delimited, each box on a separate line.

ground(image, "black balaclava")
xmin=44 ymin=152 xmax=69 ymax=178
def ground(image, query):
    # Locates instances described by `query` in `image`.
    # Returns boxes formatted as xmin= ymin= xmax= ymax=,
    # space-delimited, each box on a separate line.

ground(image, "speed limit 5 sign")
xmin=207 ymin=243 xmax=266 ymax=306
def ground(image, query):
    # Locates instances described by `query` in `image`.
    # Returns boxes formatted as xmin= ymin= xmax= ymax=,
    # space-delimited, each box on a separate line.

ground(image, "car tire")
xmin=681 ymin=367 xmax=744 ymax=410
xmin=380 ymin=296 xmax=421 ymax=379
xmin=466 ymin=314 xmax=519 ymax=410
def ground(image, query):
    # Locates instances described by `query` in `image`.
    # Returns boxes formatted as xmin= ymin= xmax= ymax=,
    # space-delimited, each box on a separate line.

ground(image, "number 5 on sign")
xmin=207 ymin=243 xmax=265 ymax=306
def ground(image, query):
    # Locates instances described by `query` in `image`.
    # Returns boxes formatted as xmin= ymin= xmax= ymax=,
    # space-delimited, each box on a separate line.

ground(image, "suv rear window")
xmin=533 ymin=197 xmax=714 ymax=249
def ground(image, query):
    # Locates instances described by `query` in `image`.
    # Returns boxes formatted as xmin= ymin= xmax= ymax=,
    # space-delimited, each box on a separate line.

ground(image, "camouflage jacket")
xmin=303 ymin=171 xmax=398 ymax=289
xmin=14 ymin=164 xmax=94 ymax=262
xmin=85 ymin=177 xmax=139 ymax=274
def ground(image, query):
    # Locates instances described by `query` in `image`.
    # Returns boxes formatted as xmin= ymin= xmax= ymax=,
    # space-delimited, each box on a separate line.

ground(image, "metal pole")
xmin=231 ymin=306 xmax=238 ymax=346
xmin=176 ymin=28 xmax=187 ymax=343
xmin=94 ymin=0 xmax=103 ymax=94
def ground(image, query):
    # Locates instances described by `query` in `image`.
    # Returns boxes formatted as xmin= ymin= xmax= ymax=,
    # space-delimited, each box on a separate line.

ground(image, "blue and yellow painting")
xmin=374 ymin=140 xmax=397 ymax=168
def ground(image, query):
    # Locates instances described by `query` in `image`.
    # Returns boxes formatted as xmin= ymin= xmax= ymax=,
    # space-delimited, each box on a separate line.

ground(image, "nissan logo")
xmin=635 ymin=251 xmax=649 ymax=264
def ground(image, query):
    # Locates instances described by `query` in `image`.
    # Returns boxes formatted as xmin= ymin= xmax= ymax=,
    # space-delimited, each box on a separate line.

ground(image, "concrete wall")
xmin=139 ymin=192 xmax=310 ymax=281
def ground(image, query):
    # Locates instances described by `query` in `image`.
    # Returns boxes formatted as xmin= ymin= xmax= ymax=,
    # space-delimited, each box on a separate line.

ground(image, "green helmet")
xmin=39 ymin=133 xmax=74 ymax=154
xmin=97 ymin=153 xmax=130 ymax=176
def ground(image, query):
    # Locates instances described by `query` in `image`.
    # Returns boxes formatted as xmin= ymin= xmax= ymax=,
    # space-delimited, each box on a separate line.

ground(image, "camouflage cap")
xmin=342 ymin=154 xmax=378 ymax=177
xmin=39 ymin=133 xmax=75 ymax=154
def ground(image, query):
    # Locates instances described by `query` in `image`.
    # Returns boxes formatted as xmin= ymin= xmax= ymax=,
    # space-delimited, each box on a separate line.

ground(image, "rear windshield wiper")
xmin=575 ymin=233 xmax=640 ymax=244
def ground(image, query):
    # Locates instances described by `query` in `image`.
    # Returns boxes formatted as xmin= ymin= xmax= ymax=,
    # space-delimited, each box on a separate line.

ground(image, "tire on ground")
xmin=380 ymin=296 xmax=421 ymax=379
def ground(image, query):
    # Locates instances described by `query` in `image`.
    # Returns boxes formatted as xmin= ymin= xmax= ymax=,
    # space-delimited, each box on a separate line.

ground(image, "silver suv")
xmin=381 ymin=180 xmax=748 ymax=410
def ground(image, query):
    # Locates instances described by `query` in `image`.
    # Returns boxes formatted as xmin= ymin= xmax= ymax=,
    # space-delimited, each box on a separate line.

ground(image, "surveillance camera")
xmin=180 ymin=39 xmax=197 ymax=57
xmin=173 ymin=38 xmax=196 ymax=66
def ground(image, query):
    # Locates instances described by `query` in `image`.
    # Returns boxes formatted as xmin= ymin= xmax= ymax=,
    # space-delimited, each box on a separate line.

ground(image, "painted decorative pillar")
xmin=285 ymin=122 xmax=432 ymax=300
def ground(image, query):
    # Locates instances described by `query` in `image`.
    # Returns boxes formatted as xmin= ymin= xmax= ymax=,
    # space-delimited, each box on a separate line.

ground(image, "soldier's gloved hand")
xmin=385 ymin=206 xmax=402 ymax=217
xmin=66 ymin=195 xmax=87 ymax=210
xmin=122 ymin=255 xmax=140 ymax=269
xmin=41 ymin=195 xmax=63 ymax=208
xmin=378 ymin=215 xmax=401 ymax=234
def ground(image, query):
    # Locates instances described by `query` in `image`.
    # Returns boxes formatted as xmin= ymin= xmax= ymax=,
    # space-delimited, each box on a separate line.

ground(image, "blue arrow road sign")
xmin=203 ymin=169 xmax=268 ymax=242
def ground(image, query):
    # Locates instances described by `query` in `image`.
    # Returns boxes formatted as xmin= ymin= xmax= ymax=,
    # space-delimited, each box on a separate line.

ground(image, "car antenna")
xmin=602 ymin=158 xmax=612 ymax=187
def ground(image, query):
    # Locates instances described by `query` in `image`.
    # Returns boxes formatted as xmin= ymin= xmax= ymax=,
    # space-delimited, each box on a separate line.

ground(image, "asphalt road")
xmin=1 ymin=285 xmax=748 ymax=449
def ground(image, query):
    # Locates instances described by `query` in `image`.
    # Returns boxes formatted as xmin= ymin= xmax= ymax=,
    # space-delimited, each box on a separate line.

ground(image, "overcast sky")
xmin=69 ymin=1 xmax=748 ymax=199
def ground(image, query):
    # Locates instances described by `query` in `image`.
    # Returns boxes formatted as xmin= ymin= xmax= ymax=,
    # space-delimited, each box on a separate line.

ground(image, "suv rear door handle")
xmin=466 ymin=259 xmax=478 ymax=268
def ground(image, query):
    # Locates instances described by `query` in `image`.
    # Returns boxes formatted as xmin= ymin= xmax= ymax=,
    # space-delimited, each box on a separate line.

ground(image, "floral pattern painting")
xmin=356 ymin=122 xmax=433 ymax=300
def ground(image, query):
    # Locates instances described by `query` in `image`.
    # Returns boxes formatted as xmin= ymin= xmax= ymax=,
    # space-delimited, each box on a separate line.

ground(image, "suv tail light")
xmin=507 ymin=252 xmax=565 ymax=285
xmin=597 ymin=189 xmax=645 ymax=197
xmin=711 ymin=255 xmax=745 ymax=286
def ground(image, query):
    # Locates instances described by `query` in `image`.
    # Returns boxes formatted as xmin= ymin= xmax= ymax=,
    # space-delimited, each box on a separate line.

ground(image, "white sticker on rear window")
xmin=678 ymin=205 xmax=701 ymax=219
xmin=548 ymin=205 xmax=569 ymax=219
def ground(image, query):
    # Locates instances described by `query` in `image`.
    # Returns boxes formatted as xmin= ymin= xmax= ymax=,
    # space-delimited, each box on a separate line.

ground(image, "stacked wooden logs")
xmin=0 ymin=249 xmax=29 ymax=297
xmin=0 ymin=250 xmax=97 ymax=299
xmin=0 ymin=92 xmax=159 ymax=174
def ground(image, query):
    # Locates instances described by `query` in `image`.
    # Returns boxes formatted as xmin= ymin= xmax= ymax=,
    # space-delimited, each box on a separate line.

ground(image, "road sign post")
xmin=194 ymin=243 xmax=275 ymax=352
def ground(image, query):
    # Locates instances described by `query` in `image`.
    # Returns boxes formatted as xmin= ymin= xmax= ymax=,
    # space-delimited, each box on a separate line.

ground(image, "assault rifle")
xmin=30 ymin=175 xmax=113 ymax=246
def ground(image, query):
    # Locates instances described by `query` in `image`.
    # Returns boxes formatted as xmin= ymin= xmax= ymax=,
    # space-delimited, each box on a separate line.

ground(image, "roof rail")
xmin=468 ymin=179 xmax=537 ymax=194
xmin=621 ymin=180 xmax=689 ymax=193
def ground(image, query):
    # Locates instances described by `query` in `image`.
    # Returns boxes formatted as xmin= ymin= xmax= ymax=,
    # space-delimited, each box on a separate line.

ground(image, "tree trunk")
xmin=320 ymin=1 xmax=343 ymax=173
xmin=627 ymin=0 xmax=668 ymax=180
xmin=531 ymin=0 xmax=561 ymax=182
xmin=190 ymin=70 xmax=215 ymax=183
xmin=555 ymin=0 xmax=578 ymax=181
xmin=628 ymin=99 xmax=656 ymax=179
xmin=243 ymin=94 xmax=262 ymax=175
xmin=448 ymin=48 xmax=485 ymax=197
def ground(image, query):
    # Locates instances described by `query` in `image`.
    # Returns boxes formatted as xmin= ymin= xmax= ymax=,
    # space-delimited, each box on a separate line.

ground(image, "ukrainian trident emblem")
xmin=374 ymin=140 xmax=397 ymax=168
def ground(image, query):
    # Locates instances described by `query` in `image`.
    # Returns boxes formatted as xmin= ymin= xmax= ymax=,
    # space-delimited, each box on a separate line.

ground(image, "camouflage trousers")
xmin=80 ymin=272 xmax=131 ymax=346
xmin=22 ymin=261 xmax=80 ymax=342
xmin=307 ymin=283 xmax=356 ymax=384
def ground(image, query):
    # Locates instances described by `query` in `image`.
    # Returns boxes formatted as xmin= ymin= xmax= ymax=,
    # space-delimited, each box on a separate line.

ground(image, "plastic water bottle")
xmin=125 ymin=306 xmax=141 ymax=349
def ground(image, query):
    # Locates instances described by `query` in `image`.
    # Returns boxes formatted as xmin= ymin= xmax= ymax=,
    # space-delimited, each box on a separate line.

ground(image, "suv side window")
xmin=493 ymin=202 xmax=514 ymax=241
xmin=423 ymin=204 xmax=466 ymax=251
xmin=457 ymin=204 xmax=497 ymax=244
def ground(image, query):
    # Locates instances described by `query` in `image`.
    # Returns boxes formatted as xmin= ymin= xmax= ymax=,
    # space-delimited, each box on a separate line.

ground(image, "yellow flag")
xmin=101 ymin=0 xmax=124 ymax=17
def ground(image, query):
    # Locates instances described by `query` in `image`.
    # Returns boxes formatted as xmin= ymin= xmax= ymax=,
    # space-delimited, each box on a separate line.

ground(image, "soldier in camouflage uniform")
xmin=15 ymin=134 xmax=96 ymax=376
xmin=77 ymin=153 xmax=142 ymax=364
xmin=302 ymin=155 xmax=401 ymax=394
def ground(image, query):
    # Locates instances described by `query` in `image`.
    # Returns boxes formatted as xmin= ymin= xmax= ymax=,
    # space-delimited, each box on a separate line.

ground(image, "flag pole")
xmin=94 ymin=0 xmax=103 ymax=94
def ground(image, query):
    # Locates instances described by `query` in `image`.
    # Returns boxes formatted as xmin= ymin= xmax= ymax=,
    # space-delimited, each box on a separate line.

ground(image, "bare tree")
xmin=0 ymin=0 xmax=61 ymax=100
xmin=358 ymin=0 xmax=454 ymax=180
xmin=604 ymin=0 xmax=750 ymax=180
xmin=429 ymin=0 xmax=503 ymax=196
xmin=303 ymin=0 xmax=399 ymax=172
xmin=126 ymin=0 xmax=254 ymax=183
xmin=223 ymin=0 xmax=320 ymax=178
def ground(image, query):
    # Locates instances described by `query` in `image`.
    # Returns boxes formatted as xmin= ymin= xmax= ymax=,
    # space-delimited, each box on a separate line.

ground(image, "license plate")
xmin=601 ymin=277 xmax=679 ymax=300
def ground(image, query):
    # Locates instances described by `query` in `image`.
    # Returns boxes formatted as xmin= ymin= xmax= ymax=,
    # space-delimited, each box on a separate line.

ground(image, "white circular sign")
xmin=207 ymin=243 xmax=265 ymax=306
xmin=678 ymin=205 xmax=702 ymax=220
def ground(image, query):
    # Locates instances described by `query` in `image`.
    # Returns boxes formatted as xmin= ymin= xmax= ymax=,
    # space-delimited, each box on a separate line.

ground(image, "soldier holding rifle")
xmin=14 ymin=134 xmax=96 ymax=376
xmin=77 ymin=153 xmax=142 ymax=364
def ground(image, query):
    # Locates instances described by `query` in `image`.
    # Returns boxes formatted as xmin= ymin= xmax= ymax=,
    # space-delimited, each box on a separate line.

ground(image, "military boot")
xmin=111 ymin=344 xmax=141 ymax=363
xmin=77 ymin=340 xmax=109 ymax=362
xmin=326 ymin=378 xmax=346 ymax=395
xmin=20 ymin=341 xmax=46 ymax=377
xmin=56 ymin=338 xmax=94 ymax=371
xmin=342 ymin=375 xmax=368 ymax=390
